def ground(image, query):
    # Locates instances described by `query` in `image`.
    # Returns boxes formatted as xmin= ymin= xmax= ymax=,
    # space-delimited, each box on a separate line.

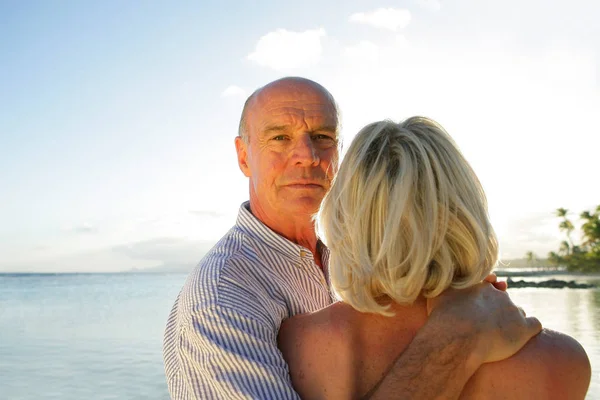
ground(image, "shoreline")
xmin=495 ymin=269 xmax=600 ymax=278
xmin=495 ymin=269 xmax=600 ymax=289
xmin=505 ymin=277 xmax=596 ymax=289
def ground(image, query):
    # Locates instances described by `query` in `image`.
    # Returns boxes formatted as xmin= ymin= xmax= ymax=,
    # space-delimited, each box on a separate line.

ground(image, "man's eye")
xmin=314 ymin=134 xmax=335 ymax=142
xmin=272 ymin=135 xmax=288 ymax=141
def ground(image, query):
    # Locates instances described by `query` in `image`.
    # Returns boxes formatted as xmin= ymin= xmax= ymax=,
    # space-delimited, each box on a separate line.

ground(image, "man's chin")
xmin=281 ymin=197 xmax=322 ymax=216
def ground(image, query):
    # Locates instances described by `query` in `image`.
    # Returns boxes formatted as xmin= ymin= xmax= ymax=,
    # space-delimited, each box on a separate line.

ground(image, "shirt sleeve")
xmin=167 ymin=303 xmax=300 ymax=400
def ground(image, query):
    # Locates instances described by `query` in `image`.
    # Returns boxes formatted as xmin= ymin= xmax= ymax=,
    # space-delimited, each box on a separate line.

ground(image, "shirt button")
xmin=300 ymin=250 xmax=307 ymax=257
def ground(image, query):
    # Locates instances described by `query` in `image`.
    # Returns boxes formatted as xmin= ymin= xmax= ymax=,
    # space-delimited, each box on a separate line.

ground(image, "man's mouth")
xmin=284 ymin=181 xmax=325 ymax=189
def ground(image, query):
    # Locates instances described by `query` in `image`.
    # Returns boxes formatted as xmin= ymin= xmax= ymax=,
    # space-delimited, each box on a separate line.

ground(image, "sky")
xmin=1 ymin=0 xmax=599 ymax=272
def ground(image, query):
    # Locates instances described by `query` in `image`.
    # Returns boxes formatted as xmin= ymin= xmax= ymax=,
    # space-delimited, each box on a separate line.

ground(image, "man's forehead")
xmin=256 ymin=105 xmax=338 ymax=132
xmin=249 ymin=87 xmax=338 ymax=131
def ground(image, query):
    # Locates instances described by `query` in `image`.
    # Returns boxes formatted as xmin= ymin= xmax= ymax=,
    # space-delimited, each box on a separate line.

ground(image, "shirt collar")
xmin=235 ymin=201 xmax=328 ymax=264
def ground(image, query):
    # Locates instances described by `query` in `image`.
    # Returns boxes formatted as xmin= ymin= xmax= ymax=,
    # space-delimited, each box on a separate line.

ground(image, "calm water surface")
xmin=1 ymin=272 xmax=598 ymax=399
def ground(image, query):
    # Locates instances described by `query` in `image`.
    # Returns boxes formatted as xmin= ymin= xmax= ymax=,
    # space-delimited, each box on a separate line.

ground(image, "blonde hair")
xmin=318 ymin=116 xmax=498 ymax=316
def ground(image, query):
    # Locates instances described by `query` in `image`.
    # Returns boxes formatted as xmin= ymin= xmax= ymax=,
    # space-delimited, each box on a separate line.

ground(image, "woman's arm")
xmin=461 ymin=328 xmax=591 ymax=399
xmin=367 ymin=282 xmax=543 ymax=400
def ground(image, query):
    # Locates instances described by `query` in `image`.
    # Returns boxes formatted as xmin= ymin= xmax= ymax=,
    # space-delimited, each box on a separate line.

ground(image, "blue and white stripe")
xmin=163 ymin=202 xmax=332 ymax=399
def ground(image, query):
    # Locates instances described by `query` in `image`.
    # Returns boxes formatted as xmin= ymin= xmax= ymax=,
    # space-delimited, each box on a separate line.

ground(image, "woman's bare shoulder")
xmin=461 ymin=328 xmax=591 ymax=400
xmin=278 ymin=302 xmax=357 ymax=399
xmin=278 ymin=301 xmax=356 ymax=343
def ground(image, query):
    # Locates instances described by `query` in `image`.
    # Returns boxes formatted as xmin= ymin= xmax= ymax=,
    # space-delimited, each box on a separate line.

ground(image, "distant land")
xmin=497 ymin=258 xmax=554 ymax=269
xmin=127 ymin=257 xmax=556 ymax=274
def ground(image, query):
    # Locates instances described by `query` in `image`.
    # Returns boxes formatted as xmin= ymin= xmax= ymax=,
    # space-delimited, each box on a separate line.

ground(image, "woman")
xmin=278 ymin=116 xmax=591 ymax=399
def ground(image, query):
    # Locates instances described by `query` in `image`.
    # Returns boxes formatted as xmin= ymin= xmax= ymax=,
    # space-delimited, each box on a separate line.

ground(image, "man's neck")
xmin=248 ymin=201 xmax=322 ymax=267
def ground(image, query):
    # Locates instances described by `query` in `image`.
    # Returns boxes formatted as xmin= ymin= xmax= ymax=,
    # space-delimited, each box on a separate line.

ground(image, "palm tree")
xmin=580 ymin=209 xmax=600 ymax=251
xmin=559 ymin=241 xmax=571 ymax=256
xmin=525 ymin=251 xmax=536 ymax=268
xmin=551 ymin=205 xmax=600 ymax=272
xmin=548 ymin=251 xmax=561 ymax=267
xmin=557 ymin=208 xmax=575 ymax=248
xmin=581 ymin=211 xmax=592 ymax=220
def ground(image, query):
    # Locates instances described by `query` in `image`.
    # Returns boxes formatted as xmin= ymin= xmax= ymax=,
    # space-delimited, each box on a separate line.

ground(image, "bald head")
xmin=233 ymin=76 xmax=341 ymax=236
xmin=238 ymin=77 xmax=339 ymax=143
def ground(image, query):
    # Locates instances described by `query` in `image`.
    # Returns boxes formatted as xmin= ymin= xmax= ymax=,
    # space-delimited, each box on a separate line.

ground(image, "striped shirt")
xmin=163 ymin=202 xmax=333 ymax=399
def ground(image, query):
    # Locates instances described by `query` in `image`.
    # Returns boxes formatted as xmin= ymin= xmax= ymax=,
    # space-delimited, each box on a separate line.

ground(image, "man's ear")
xmin=235 ymin=136 xmax=251 ymax=177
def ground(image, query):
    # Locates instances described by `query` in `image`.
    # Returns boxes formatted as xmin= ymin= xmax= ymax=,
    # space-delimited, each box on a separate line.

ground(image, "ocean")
xmin=1 ymin=272 xmax=599 ymax=399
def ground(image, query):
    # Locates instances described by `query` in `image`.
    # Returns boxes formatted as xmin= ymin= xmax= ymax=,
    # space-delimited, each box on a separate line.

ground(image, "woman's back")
xmin=279 ymin=117 xmax=590 ymax=399
xmin=278 ymin=299 xmax=590 ymax=400
xmin=279 ymin=300 xmax=427 ymax=399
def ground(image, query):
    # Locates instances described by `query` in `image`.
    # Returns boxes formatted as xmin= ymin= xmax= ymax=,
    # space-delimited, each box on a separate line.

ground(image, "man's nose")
xmin=292 ymin=135 xmax=320 ymax=166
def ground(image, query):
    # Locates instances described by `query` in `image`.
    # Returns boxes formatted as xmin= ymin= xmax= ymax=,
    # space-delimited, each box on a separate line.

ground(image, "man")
xmin=163 ymin=77 xmax=542 ymax=399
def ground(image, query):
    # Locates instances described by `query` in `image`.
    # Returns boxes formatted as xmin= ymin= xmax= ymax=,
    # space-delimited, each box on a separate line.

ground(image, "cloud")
xmin=349 ymin=8 xmax=412 ymax=31
xmin=112 ymin=237 xmax=215 ymax=271
xmin=344 ymin=40 xmax=381 ymax=60
xmin=247 ymin=28 xmax=326 ymax=70
xmin=494 ymin=210 xmax=567 ymax=259
xmin=1 ymin=237 xmax=217 ymax=273
xmin=221 ymin=85 xmax=247 ymax=99
xmin=505 ymin=211 xmax=560 ymax=231
xmin=72 ymin=224 xmax=97 ymax=234
xmin=343 ymin=36 xmax=410 ymax=67
xmin=416 ymin=0 xmax=441 ymax=12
